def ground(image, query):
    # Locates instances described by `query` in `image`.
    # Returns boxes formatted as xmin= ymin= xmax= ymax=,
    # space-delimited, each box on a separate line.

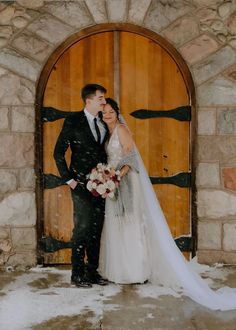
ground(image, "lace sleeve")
xmin=116 ymin=148 xmax=139 ymax=173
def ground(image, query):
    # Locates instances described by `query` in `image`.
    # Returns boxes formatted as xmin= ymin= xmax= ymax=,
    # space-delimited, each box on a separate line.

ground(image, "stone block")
xmin=224 ymin=63 xmax=236 ymax=82
xmin=128 ymin=0 xmax=151 ymax=24
xmin=195 ymin=5 xmax=218 ymax=20
xmin=198 ymin=221 xmax=222 ymax=250
xmin=11 ymin=227 xmax=37 ymax=251
xmin=0 ymin=3 xmax=6 ymax=11
xmin=0 ymin=106 xmax=9 ymax=130
xmin=228 ymin=11 xmax=236 ymax=35
xmin=0 ymin=227 xmax=10 ymax=240
xmin=210 ymin=19 xmax=225 ymax=33
xmin=0 ymin=192 xmax=36 ymax=226
xmin=0 ymin=69 xmax=35 ymax=105
xmin=0 ymin=227 xmax=13 ymax=265
xmin=198 ymin=136 xmax=236 ymax=163
xmin=229 ymin=38 xmax=236 ymax=50
xmin=0 ymin=227 xmax=12 ymax=255
xmin=223 ymin=223 xmax=236 ymax=251
xmin=193 ymin=46 xmax=236 ymax=85
xmin=198 ymin=77 xmax=236 ymax=106
xmin=197 ymin=250 xmax=236 ymax=265
xmin=12 ymin=106 xmax=34 ymax=132
xmin=198 ymin=110 xmax=216 ymax=135
xmin=163 ymin=16 xmax=199 ymax=47
xmin=196 ymin=163 xmax=220 ymax=188
xmin=12 ymin=16 xmax=28 ymax=29
xmin=0 ymin=5 xmax=15 ymax=24
xmin=27 ymin=14 xmax=74 ymax=45
xmin=85 ymin=0 xmax=107 ymax=23
xmin=44 ymin=1 xmax=92 ymax=28
xmin=197 ymin=189 xmax=236 ymax=219
xmin=19 ymin=168 xmax=35 ymax=190
xmin=12 ymin=31 xmax=53 ymax=63
xmin=222 ymin=168 xmax=236 ymax=191
xmin=0 ymin=37 xmax=8 ymax=48
xmin=179 ymin=34 xmax=219 ymax=65
xmin=218 ymin=2 xmax=231 ymax=18
xmin=6 ymin=251 xmax=37 ymax=269
xmin=16 ymin=0 xmax=44 ymax=8
xmin=0 ymin=134 xmax=34 ymax=167
xmin=107 ymin=0 xmax=127 ymax=22
xmin=0 ymin=241 xmax=12 ymax=265
xmin=144 ymin=0 xmax=195 ymax=32
xmin=217 ymin=108 xmax=236 ymax=134
xmin=0 ymin=170 xmax=17 ymax=194
xmin=0 ymin=26 xmax=13 ymax=40
xmin=0 ymin=48 xmax=41 ymax=81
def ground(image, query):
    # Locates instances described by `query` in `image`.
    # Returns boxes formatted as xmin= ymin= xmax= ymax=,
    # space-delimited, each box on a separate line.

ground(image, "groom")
xmin=54 ymin=84 xmax=108 ymax=287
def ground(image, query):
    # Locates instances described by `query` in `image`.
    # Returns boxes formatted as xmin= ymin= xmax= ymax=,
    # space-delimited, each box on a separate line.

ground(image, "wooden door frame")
xmin=35 ymin=23 xmax=197 ymax=263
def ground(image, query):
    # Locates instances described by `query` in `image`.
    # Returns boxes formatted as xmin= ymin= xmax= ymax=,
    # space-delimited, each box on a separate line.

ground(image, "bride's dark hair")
xmin=105 ymin=98 xmax=120 ymax=117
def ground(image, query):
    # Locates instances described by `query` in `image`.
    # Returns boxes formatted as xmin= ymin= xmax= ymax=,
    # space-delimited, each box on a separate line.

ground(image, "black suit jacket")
xmin=54 ymin=110 xmax=108 ymax=187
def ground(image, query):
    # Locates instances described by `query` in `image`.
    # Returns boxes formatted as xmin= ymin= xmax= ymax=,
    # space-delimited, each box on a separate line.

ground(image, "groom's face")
xmin=86 ymin=90 xmax=106 ymax=114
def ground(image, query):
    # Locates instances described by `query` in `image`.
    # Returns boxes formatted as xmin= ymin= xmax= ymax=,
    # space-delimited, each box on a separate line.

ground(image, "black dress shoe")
xmin=87 ymin=273 xmax=109 ymax=286
xmin=90 ymin=276 xmax=109 ymax=286
xmin=71 ymin=275 xmax=92 ymax=288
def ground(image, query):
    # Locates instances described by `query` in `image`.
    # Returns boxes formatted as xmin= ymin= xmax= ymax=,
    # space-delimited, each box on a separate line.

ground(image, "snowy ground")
xmin=0 ymin=258 xmax=236 ymax=330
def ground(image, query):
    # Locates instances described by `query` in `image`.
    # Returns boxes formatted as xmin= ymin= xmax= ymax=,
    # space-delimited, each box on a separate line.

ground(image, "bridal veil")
xmin=118 ymin=113 xmax=236 ymax=311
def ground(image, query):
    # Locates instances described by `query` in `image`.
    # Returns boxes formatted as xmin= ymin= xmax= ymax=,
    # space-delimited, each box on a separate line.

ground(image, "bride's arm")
xmin=117 ymin=125 xmax=134 ymax=177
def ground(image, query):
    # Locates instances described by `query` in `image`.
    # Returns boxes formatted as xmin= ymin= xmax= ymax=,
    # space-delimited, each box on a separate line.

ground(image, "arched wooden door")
xmin=41 ymin=30 xmax=191 ymax=264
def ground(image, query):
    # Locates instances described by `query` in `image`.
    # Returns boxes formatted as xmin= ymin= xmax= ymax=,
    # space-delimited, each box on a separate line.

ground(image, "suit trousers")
xmin=70 ymin=188 xmax=105 ymax=276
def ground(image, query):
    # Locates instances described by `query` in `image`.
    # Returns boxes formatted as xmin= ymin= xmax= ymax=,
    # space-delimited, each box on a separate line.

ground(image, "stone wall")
xmin=0 ymin=0 xmax=236 ymax=268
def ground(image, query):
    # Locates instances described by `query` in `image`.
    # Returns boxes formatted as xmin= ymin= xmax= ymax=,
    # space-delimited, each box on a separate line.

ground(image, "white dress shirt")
xmin=84 ymin=108 xmax=106 ymax=142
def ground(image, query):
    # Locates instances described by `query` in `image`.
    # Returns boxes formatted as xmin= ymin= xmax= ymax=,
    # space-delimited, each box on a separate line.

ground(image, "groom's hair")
xmin=81 ymin=84 xmax=107 ymax=102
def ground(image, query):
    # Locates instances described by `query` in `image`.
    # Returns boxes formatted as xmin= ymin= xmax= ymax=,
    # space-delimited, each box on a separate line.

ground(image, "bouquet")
xmin=86 ymin=163 xmax=121 ymax=198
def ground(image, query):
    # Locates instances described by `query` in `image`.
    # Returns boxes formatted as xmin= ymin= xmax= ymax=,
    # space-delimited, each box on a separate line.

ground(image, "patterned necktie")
xmin=94 ymin=118 xmax=101 ymax=144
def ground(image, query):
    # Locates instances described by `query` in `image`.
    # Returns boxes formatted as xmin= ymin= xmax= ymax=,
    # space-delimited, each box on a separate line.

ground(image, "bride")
xmin=98 ymin=97 xmax=236 ymax=311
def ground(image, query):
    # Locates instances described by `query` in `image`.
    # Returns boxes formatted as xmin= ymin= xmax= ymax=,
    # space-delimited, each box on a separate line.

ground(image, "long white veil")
xmin=120 ymin=115 xmax=236 ymax=311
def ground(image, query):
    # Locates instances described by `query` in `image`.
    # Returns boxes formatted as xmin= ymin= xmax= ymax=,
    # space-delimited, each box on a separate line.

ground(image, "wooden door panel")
xmin=119 ymin=32 xmax=190 ymax=239
xmin=43 ymin=32 xmax=114 ymax=263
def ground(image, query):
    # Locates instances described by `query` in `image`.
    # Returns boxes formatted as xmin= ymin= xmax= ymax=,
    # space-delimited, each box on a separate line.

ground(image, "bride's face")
xmin=102 ymin=104 xmax=118 ymax=125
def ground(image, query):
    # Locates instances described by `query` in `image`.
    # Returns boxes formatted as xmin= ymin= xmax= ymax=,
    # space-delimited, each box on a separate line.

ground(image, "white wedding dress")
xmin=99 ymin=125 xmax=236 ymax=311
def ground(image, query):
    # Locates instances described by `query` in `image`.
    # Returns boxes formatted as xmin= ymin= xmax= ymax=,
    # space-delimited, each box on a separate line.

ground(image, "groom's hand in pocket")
xmin=68 ymin=179 xmax=78 ymax=190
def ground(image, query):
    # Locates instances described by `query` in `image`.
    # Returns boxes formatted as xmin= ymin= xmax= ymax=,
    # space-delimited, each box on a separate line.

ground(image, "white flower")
xmin=97 ymin=163 xmax=103 ymax=170
xmin=108 ymin=191 xmax=114 ymax=198
xmin=97 ymin=173 xmax=103 ymax=181
xmin=86 ymin=181 xmax=93 ymax=191
xmin=96 ymin=184 xmax=107 ymax=195
xmin=106 ymin=180 xmax=116 ymax=191
xmin=90 ymin=172 xmax=97 ymax=180
xmin=92 ymin=182 xmax=97 ymax=189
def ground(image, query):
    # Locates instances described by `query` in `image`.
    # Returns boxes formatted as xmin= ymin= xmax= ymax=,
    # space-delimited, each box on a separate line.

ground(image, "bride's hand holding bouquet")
xmin=86 ymin=163 xmax=121 ymax=199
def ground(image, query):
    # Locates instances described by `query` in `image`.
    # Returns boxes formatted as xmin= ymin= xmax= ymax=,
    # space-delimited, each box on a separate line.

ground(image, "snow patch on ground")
xmin=0 ymin=268 xmax=121 ymax=330
xmin=136 ymin=284 xmax=182 ymax=299
xmin=0 ymin=261 xmax=235 ymax=329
